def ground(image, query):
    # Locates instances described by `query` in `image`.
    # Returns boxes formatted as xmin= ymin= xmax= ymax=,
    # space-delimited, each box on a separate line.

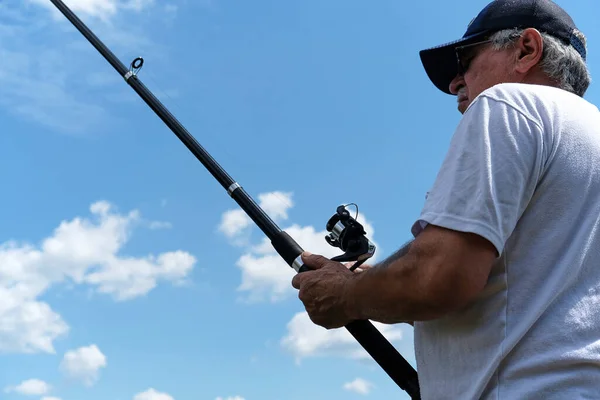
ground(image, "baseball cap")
xmin=419 ymin=0 xmax=586 ymax=95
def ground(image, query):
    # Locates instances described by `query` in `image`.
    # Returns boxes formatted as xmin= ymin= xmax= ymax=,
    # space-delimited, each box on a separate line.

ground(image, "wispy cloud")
xmin=28 ymin=0 xmax=155 ymax=22
xmin=147 ymin=220 xmax=173 ymax=230
xmin=0 ymin=1 xmax=172 ymax=135
xmin=0 ymin=9 xmax=106 ymax=135
xmin=163 ymin=3 xmax=178 ymax=26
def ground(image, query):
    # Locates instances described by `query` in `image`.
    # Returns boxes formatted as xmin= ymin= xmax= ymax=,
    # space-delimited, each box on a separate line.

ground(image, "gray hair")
xmin=489 ymin=28 xmax=591 ymax=97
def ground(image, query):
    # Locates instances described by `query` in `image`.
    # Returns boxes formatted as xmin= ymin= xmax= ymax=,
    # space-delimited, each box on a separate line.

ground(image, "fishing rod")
xmin=48 ymin=1 xmax=420 ymax=398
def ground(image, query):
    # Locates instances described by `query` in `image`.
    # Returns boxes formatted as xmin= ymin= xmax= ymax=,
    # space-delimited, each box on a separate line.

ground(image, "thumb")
xmin=301 ymin=251 xmax=331 ymax=270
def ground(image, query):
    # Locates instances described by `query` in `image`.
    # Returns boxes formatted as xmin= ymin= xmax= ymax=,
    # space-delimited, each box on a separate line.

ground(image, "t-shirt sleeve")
xmin=411 ymin=94 xmax=546 ymax=256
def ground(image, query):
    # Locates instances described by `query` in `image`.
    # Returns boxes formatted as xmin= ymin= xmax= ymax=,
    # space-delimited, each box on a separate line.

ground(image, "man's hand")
xmin=291 ymin=252 xmax=359 ymax=329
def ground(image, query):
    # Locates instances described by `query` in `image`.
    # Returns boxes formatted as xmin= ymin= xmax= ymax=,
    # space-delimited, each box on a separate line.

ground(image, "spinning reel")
xmin=325 ymin=203 xmax=376 ymax=271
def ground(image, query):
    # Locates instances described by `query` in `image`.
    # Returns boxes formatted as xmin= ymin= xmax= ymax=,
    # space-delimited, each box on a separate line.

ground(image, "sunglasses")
xmin=455 ymin=39 xmax=493 ymax=75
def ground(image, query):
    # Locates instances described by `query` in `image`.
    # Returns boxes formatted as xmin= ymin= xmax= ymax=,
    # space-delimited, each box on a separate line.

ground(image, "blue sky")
xmin=0 ymin=0 xmax=598 ymax=399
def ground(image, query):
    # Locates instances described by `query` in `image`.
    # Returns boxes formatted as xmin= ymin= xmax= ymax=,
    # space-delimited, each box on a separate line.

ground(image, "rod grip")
xmin=271 ymin=230 xmax=304 ymax=268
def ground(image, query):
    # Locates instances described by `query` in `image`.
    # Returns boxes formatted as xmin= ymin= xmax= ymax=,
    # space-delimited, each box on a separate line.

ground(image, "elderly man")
xmin=291 ymin=0 xmax=600 ymax=398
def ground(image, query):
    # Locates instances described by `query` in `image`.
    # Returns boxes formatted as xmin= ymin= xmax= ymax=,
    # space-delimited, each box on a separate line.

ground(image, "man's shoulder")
xmin=466 ymin=83 xmax=584 ymax=122
xmin=483 ymin=82 xmax=558 ymax=95
xmin=476 ymin=83 xmax=579 ymax=108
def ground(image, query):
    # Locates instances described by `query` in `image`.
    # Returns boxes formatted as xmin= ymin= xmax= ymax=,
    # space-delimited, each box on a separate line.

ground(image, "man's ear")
xmin=514 ymin=28 xmax=544 ymax=74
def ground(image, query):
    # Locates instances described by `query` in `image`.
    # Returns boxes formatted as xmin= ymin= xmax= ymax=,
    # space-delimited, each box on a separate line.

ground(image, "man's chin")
xmin=457 ymin=99 xmax=470 ymax=114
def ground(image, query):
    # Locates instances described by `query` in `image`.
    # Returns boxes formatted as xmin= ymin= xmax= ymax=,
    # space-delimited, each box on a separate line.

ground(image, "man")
xmin=291 ymin=0 xmax=600 ymax=398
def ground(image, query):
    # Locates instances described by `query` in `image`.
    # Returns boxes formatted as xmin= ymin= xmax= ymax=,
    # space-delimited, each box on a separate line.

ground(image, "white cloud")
xmin=60 ymin=344 xmax=107 ymax=386
xmin=280 ymin=312 xmax=403 ymax=363
xmin=343 ymin=378 xmax=373 ymax=395
xmin=134 ymin=388 xmax=174 ymax=400
xmin=217 ymin=191 xmax=294 ymax=241
xmin=0 ymin=292 xmax=68 ymax=354
xmin=215 ymin=397 xmax=245 ymax=400
xmin=218 ymin=209 xmax=253 ymax=239
xmin=218 ymin=191 xmax=379 ymax=303
xmin=4 ymin=379 xmax=51 ymax=395
xmin=40 ymin=200 xmax=195 ymax=300
xmin=258 ymin=191 xmax=294 ymax=221
xmin=0 ymin=200 xmax=195 ymax=354
xmin=84 ymin=249 xmax=195 ymax=301
xmin=28 ymin=0 xmax=154 ymax=21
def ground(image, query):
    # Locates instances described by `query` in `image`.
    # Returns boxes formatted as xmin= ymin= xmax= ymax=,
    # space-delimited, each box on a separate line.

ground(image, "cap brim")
xmin=419 ymin=32 xmax=487 ymax=95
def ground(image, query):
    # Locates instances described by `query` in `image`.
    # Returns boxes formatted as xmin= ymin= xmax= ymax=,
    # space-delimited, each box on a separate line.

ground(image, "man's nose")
xmin=449 ymin=74 xmax=465 ymax=95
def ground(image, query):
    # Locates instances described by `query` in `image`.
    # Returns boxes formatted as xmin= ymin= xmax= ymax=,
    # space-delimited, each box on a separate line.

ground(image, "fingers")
xmin=292 ymin=268 xmax=316 ymax=289
xmin=292 ymin=251 xmax=346 ymax=290
xmin=292 ymin=252 xmax=325 ymax=290
xmin=354 ymin=264 xmax=373 ymax=273
xmin=291 ymin=273 xmax=303 ymax=289
xmin=301 ymin=251 xmax=331 ymax=270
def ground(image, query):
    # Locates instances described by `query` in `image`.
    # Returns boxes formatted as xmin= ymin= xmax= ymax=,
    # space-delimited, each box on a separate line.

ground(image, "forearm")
xmin=374 ymin=239 xmax=414 ymax=269
xmin=345 ymin=240 xmax=443 ymax=324
xmin=371 ymin=241 xmax=415 ymax=325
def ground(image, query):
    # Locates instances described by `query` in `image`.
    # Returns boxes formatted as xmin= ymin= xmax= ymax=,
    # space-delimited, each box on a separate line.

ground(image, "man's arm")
xmin=343 ymin=224 xmax=497 ymax=324
xmin=365 ymin=240 xmax=415 ymax=325
xmin=373 ymin=239 xmax=414 ymax=269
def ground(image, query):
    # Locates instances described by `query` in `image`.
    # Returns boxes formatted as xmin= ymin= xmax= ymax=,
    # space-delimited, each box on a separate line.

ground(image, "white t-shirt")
xmin=411 ymin=82 xmax=600 ymax=399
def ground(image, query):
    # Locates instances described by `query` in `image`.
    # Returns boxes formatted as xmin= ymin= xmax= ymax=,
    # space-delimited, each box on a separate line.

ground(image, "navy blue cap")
xmin=420 ymin=0 xmax=586 ymax=95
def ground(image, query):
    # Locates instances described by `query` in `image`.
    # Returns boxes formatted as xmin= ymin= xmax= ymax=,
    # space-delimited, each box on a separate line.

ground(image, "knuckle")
xmin=298 ymin=289 xmax=306 ymax=302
